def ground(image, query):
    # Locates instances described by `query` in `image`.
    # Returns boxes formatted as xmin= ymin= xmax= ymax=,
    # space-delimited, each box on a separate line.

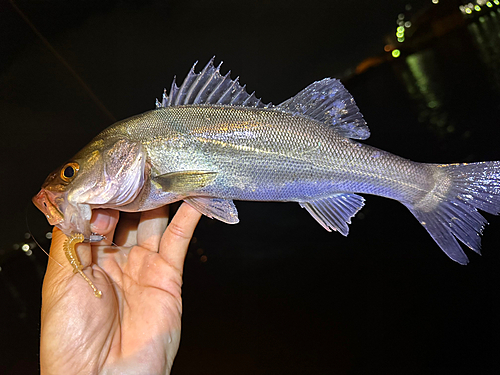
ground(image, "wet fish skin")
xmin=105 ymin=105 xmax=433 ymax=207
xmin=33 ymin=58 xmax=500 ymax=265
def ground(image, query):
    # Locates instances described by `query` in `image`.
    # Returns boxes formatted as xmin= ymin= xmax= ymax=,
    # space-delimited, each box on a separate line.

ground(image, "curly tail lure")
xmin=63 ymin=233 xmax=102 ymax=298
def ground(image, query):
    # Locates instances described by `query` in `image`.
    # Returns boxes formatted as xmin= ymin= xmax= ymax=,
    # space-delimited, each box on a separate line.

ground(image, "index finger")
xmin=159 ymin=202 xmax=202 ymax=273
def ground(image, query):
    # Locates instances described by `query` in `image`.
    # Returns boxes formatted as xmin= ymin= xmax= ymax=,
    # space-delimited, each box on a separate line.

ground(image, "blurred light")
xmin=397 ymin=31 xmax=405 ymax=38
xmin=432 ymin=0 xmax=439 ymax=4
xmin=25 ymin=249 xmax=33 ymax=256
xmin=495 ymin=0 xmax=499 ymax=5
xmin=13 ymin=243 xmax=20 ymax=250
xmin=398 ymin=20 xmax=405 ymax=26
xmin=196 ymin=248 xmax=204 ymax=255
xmin=0 ymin=266 xmax=2 ymax=272
xmin=465 ymin=8 xmax=472 ymax=13
xmin=404 ymin=21 xmax=412 ymax=28
xmin=487 ymin=2 xmax=493 ymax=7
xmin=475 ymin=5 xmax=482 ymax=11
xmin=398 ymin=37 xmax=405 ymax=42
xmin=405 ymin=4 xmax=412 ymax=11
xmin=22 ymin=243 xmax=30 ymax=252
xmin=384 ymin=44 xmax=393 ymax=52
xmin=24 ymin=232 xmax=31 ymax=239
xmin=200 ymin=255 xmax=207 ymax=263
xmin=398 ymin=13 xmax=405 ymax=20
xmin=397 ymin=26 xmax=405 ymax=33
xmin=392 ymin=49 xmax=401 ymax=58
xmin=46 ymin=232 xmax=52 ymax=239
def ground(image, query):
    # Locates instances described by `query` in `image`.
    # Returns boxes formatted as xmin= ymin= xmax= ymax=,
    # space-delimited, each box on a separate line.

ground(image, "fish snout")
xmin=32 ymin=189 xmax=64 ymax=225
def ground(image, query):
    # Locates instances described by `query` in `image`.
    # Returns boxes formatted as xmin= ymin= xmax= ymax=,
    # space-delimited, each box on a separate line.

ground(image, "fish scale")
xmin=119 ymin=106 xmax=431 ymax=204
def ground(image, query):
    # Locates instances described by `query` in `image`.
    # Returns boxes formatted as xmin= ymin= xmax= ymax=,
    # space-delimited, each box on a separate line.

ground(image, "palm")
xmin=40 ymin=204 xmax=201 ymax=375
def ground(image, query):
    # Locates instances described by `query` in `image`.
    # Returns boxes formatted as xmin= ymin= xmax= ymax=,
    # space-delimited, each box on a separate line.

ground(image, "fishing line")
xmin=24 ymin=204 xmax=63 ymax=269
xmin=8 ymin=0 xmax=116 ymax=123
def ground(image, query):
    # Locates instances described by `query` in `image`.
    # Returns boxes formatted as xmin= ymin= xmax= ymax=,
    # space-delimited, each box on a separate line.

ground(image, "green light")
xmin=396 ymin=31 xmax=405 ymax=38
xmin=465 ymin=8 xmax=472 ymax=13
xmin=487 ymin=2 xmax=493 ymax=7
xmin=495 ymin=0 xmax=499 ymax=5
xmin=475 ymin=5 xmax=481 ymax=11
xmin=397 ymin=26 xmax=405 ymax=33
xmin=392 ymin=49 xmax=401 ymax=58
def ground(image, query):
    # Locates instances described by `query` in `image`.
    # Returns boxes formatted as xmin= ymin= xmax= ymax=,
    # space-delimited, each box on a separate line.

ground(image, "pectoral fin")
xmin=184 ymin=197 xmax=239 ymax=224
xmin=300 ymin=193 xmax=365 ymax=236
xmin=153 ymin=171 xmax=217 ymax=194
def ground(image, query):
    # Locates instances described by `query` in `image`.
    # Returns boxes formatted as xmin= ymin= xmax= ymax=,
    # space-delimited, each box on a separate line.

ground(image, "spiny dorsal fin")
xmin=156 ymin=57 xmax=271 ymax=109
xmin=276 ymin=78 xmax=370 ymax=140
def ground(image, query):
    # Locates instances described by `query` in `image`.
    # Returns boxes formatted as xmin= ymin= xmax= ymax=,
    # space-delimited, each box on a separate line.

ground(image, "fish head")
xmin=33 ymin=138 xmax=147 ymax=238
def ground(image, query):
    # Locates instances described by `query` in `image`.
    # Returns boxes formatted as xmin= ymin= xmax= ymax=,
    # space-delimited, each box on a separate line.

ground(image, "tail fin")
xmin=406 ymin=161 xmax=500 ymax=264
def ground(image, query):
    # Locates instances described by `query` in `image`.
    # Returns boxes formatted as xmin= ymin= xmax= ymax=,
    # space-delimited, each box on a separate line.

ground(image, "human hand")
xmin=40 ymin=203 xmax=202 ymax=374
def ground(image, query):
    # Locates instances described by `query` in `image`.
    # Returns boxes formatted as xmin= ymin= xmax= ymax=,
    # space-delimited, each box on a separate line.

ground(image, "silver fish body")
xmin=103 ymin=105 xmax=432 ymax=208
xmin=34 ymin=58 xmax=500 ymax=264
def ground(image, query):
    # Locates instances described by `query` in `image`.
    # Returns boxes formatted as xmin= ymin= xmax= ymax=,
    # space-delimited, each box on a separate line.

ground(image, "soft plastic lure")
xmin=63 ymin=233 xmax=102 ymax=298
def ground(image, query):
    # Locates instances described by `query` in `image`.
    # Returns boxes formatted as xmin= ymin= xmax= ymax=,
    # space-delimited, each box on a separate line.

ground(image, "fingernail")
xmin=90 ymin=211 xmax=111 ymax=233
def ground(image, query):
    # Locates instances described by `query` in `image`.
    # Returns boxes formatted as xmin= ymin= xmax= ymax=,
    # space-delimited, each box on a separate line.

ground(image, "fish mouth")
xmin=32 ymin=189 xmax=64 ymax=225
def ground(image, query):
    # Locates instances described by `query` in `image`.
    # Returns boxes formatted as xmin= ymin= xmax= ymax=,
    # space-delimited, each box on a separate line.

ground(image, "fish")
xmin=33 ymin=57 xmax=500 ymax=265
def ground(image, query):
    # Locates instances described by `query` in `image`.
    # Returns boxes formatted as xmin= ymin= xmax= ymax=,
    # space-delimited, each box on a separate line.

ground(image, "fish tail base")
xmin=406 ymin=161 xmax=500 ymax=264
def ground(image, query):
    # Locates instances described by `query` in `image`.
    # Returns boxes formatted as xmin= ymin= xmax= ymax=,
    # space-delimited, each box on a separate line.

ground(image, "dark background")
xmin=1 ymin=0 xmax=500 ymax=373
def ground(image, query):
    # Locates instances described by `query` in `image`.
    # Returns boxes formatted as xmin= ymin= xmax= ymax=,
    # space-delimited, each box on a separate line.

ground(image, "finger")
xmin=160 ymin=202 xmax=202 ymax=272
xmin=137 ymin=206 xmax=170 ymax=252
xmin=90 ymin=209 xmax=120 ymax=245
xmin=46 ymin=210 xmax=118 ymax=276
xmin=113 ymin=212 xmax=140 ymax=247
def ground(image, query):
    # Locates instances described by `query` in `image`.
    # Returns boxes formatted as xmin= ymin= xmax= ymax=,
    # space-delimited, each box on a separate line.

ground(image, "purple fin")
xmin=276 ymin=78 xmax=370 ymax=140
xmin=184 ymin=197 xmax=239 ymax=224
xmin=406 ymin=161 xmax=500 ymax=265
xmin=300 ymin=193 xmax=365 ymax=236
xmin=156 ymin=57 xmax=271 ymax=109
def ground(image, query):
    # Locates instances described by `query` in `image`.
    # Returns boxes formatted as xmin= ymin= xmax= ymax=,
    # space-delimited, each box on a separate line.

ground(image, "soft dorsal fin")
xmin=156 ymin=57 xmax=271 ymax=109
xmin=276 ymin=78 xmax=370 ymax=140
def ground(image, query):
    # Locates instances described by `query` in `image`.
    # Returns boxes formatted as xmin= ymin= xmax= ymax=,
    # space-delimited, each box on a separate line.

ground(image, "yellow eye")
xmin=60 ymin=162 xmax=79 ymax=182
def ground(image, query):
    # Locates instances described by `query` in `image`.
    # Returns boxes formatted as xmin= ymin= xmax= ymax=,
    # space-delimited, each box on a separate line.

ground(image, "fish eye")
xmin=60 ymin=162 xmax=79 ymax=182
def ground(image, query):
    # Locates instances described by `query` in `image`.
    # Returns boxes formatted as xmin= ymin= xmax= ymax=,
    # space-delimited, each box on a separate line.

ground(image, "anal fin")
xmin=185 ymin=197 xmax=239 ymax=224
xmin=300 ymin=193 xmax=365 ymax=236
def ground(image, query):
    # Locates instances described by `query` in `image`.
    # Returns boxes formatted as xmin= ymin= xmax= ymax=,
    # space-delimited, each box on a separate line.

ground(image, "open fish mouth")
xmin=32 ymin=190 xmax=64 ymax=226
